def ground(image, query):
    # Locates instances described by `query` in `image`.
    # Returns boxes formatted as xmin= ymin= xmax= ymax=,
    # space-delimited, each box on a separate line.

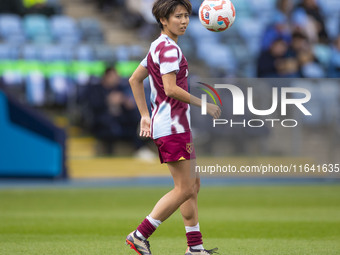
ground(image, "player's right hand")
xmin=140 ymin=116 xmax=151 ymax=138
xmin=207 ymin=103 xmax=222 ymax=119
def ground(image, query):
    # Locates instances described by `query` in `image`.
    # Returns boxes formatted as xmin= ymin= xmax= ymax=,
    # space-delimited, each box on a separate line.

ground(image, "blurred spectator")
xmin=329 ymin=35 xmax=340 ymax=78
xmin=257 ymin=38 xmax=299 ymax=77
xmin=261 ymin=12 xmax=292 ymax=50
xmin=292 ymin=0 xmax=329 ymax=44
xmin=85 ymin=67 xmax=146 ymax=155
xmin=288 ymin=31 xmax=325 ymax=77
xmin=275 ymin=0 xmax=294 ymax=19
xmin=298 ymin=47 xmax=325 ymax=78
xmin=0 ymin=0 xmax=25 ymax=16
xmin=290 ymin=31 xmax=310 ymax=54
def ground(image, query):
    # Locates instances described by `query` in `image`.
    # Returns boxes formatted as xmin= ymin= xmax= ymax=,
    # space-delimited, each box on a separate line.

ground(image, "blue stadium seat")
xmin=129 ymin=45 xmax=145 ymax=60
xmin=325 ymin=13 xmax=340 ymax=40
xmin=0 ymin=44 xmax=20 ymax=60
xmin=75 ymin=44 xmax=95 ymax=61
xmin=115 ymin=45 xmax=145 ymax=61
xmin=25 ymin=67 xmax=46 ymax=106
xmin=115 ymin=45 xmax=130 ymax=61
xmin=197 ymin=43 xmax=236 ymax=74
xmin=46 ymin=62 xmax=71 ymax=105
xmin=50 ymin=15 xmax=80 ymax=45
xmin=250 ymin=0 xmax=276 ymax=20
xmin=236 ymin=17 xmax=265 ymax=57
xmin=313 ymin=44 xmax=332 ymax=68
xmin=186 ymin=18 xmax=221 ymax=44
xmin=93 ymin=44 xmax=116 ymax=62
xmin=23 ymin=15 xmax=52 ymax=43
xmin=0 ymin=14 xmax=25 ymax=44
xmin=22 ymin=44 xmax=40 ymax=60
xmin=78 ymin=18 xmax=104 ymax=43
xmin=319 ymin=0 xmax=340 ymax=16
xmin=40 ymin=44 xmax=73 ymax=61
xmin=232 ymin=0 xmax=253 ymax=18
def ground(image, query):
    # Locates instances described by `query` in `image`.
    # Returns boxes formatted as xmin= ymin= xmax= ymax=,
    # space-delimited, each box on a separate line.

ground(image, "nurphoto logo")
xmin=199 ymin=83 xmax=312 ymax=128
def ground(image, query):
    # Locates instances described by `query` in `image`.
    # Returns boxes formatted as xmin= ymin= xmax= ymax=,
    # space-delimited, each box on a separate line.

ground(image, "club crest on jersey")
xmin=186 ymin=143 xmax=194 ymax=154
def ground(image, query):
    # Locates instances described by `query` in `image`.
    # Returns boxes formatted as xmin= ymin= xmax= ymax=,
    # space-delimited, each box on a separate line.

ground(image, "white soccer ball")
xmin=199 ymin=0 xmax=236 ymax=32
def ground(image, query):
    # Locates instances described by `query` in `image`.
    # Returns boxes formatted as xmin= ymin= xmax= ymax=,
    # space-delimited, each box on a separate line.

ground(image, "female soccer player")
xmin=126 ymin=0 xmax=221 ymax=254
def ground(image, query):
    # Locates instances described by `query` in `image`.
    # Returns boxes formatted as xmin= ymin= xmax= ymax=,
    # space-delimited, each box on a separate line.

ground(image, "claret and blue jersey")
xmin=141 ymin=34 xmax=191 ymax=139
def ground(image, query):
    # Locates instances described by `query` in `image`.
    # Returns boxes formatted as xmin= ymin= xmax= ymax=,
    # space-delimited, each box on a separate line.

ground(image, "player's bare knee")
xmin=180 ymin=186 xmax=196 ymax=201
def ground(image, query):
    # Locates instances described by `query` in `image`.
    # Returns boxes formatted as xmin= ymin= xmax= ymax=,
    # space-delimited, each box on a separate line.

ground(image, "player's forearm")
xmin=165 ymin=85 xmax=202 ymax=107
xmin=129 ymin=80 xmax=149 ymax=117
xmin=163 ymin=72 xmax=202 ymax=107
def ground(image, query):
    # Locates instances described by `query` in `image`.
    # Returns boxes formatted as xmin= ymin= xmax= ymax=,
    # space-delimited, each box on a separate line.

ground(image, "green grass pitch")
xmin=1 ymin=185 xmax=340 ymax=255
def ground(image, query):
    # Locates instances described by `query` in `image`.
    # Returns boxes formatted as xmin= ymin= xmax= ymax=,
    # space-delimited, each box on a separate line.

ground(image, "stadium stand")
xmin=0 ymin=0 xmax=339 ymax=167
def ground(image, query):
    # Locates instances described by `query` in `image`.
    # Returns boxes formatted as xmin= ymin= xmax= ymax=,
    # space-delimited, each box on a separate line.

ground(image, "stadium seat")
xmin=78 ymin=18 xmax=104 ymax=43
xmin=325 ymin=13 xmax=340 ymax=40
xmin=115 ymin=45 xmax=130 ymax=61
xmin=129 ymin=45 xmax=145 ymax=60
xmin=23 ymin=14 xmax=52 ymax=43
xmin=319 ymin=0 xmax=340 ymax=16
xmin=22 ymin=44 xmax=40 ymax=60
xmin=115 ymin=45 xmax=145 ymax=61
xmin=313 ymin=44 xmax=332 ymax=68
xmin=249 ymin=0 xmax=276 ymax=19
xmin=0 ymin=44 xmax=20 ymax=60
xmin=196 ymin=43 xmax=236 ymax=74
xmin=230 ymin=43 xmax=253 ymax=66
xmin=93 ymin=44 xmax=116 ymax=63
xmin=50 ymin=15 xmax=80 ymax=45
xmin=0 ymin=14 xmax=25 ymax=44
xmin=24 ymin=61 xmax=46 ymax=106
xmin=40 ymin=44 xmax=73 ymax=62
xmin=236 ymin=17 xmax=265 ymax=57
xmin=186 ymin=18 xmax=221 ymax=43
xmin=232 ymin=0 xmax=253 ymax=18
xmin=75 ymin=44 xmax=95 ymax=61
xmin=46 ymin=61 xmax=71 ymax=105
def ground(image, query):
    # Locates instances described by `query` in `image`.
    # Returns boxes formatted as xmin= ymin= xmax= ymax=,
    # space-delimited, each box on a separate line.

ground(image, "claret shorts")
xmin=153 ymin=131 xmax=196 ymax=164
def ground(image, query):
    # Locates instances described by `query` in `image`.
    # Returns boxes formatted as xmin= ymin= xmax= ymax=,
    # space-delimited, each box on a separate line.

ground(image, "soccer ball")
xmin=199 ymin=0 xmax=236 ymax=32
